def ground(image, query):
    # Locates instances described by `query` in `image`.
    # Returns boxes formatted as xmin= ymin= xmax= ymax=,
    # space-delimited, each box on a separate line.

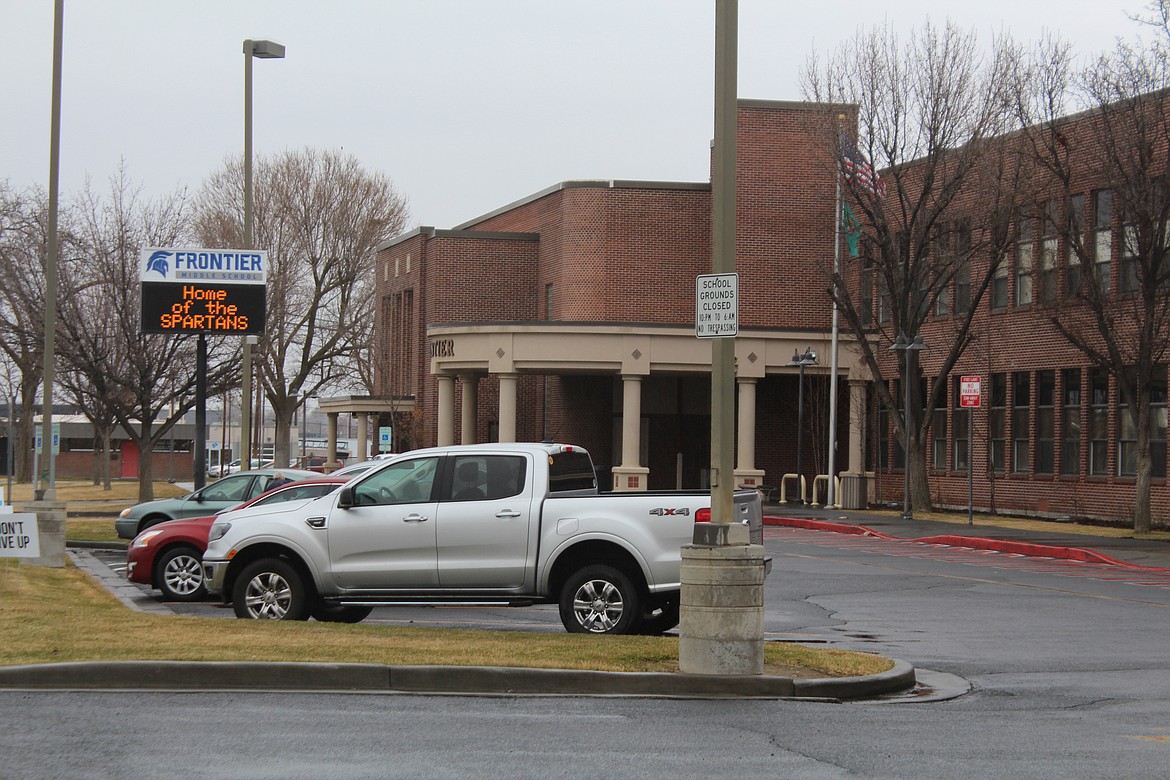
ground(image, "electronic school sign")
xmin=139 ymin=248 xmax=267 ymax=335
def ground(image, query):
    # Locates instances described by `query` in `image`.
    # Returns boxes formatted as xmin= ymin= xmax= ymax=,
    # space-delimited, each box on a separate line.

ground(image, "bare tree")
xmin=1009 ymin=21 xmax=1170 ymax=532
xmin=802 ymin=22 xmax=1030 ymax=512
xmin=195 ymin=148 xmax=409 ymax=467
xmin=60 ymin=167 xmax=239 ymax=500
xmin=0 ymin=183 xmax=62 ymax=482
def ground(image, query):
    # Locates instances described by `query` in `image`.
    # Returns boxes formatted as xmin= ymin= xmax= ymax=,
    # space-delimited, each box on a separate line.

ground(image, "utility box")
xmin=838 ymin=473 xmax=867 ymax=510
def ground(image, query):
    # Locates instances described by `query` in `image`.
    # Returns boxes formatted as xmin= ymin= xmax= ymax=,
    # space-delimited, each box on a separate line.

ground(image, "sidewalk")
xmin=763 ymin=503 xmax=1170 ymax=570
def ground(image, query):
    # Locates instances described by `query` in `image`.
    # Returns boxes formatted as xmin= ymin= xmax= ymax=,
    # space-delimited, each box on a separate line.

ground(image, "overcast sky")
xmin=0 ymin=1 xmax=1153 ymax=232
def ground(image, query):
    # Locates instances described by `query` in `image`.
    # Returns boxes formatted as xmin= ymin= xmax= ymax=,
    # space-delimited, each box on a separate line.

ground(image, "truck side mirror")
xmin=336 ymin=485 xmax=355 ymax=509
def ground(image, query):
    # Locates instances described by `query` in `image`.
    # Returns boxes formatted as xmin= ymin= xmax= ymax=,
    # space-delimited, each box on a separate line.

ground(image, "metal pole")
xmin=796 ymin=361 xmax=806 ymax=503
xmin=903 ymin=349 xmax=912 ymax=520
xmin=40 ymin=0 xmax=64 ymax=501
xmin=968 ymin=407 xmax=974 ymax=525
xmin=194 ymin=334 xmax=207 ymax=489
xmin=709 ymin=0 xmax=737 ymax=525
xmin=240 ymin=43 xmax=254 ymax=473
xmin=6 ymin=396 xmax=14 ymax=503
xmin=827 ymin=177 xmax=841 ymax=507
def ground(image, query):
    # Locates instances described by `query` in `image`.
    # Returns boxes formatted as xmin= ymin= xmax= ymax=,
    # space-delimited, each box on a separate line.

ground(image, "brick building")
xmin=372 ymin=96 xmax=1170 ymax=525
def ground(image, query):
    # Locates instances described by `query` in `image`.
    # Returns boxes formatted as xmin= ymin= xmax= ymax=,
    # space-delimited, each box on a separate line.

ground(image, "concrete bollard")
xmin=11 ymin=501 xmax=67 ymax=568
xmin=678 ymin=541 xmax=766 ymax=676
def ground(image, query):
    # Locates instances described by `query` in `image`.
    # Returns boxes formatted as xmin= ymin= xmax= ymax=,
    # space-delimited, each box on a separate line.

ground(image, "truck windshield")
xmin=548 ymin=451 xmax=596 ymax=493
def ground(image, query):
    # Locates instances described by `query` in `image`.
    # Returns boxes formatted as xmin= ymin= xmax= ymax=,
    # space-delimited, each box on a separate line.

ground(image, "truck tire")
xmin=559 ymin=564 xmax=642 ymax=635
xmin=637 ymin=600 xmax=680 ymax=635
xmin=154 ymin=545 xmax=207 ymax=602
xmin=311 ymin=604 xmax=374 ymax=623
xmin=232 ymin=558 xmax=312 ymax=621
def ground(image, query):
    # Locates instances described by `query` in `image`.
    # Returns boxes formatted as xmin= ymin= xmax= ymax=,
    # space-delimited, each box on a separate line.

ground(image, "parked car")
xmin=114 ymin=467 xmax=318 ymax=539
xmin=125 ymin=476 xmax=351 ymax=601
xmin=204 ymin=442 xmax=763 ymax=633
xmin=223 ymin=458 xmax=275 ymax=476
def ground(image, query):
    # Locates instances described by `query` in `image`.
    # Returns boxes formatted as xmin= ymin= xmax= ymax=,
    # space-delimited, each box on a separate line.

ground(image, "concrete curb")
xmin=764 ymin=516 xmax=1170 ymax=572
xmin=0 ymin=660 xmax=916 ymax=700
xmin=56 ymin=547 xmax=917 ymax=701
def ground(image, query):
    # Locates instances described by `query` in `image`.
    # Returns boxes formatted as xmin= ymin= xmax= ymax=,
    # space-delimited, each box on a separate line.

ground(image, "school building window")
xmin=990 ymin=373 xmax=1006 ymax=472
xmin=952 ymin=375 xmax=969 ymax=472
xmin=1016 ymin=213 xmax=1034 ymax=306
xmin=1090 ymin=368 xmax=1110 ymax=476
xmin=1039 ymin=199 xmax=1059 ymax=303
xmin=1013 ymin=372 xmax=1030 ymax=473
xmin=1036 ymin=370 xmax=1055 ymax=474
xmin=1066 ymin=194 xmax=1085 ymax=297
xmin=1061 ymin=368 xmax=1082 ymax=475
xmin=932 ymin=379 xmax=948 ymax=470
xmin=1117 ymin=367 xmax=1167 ymax=478
xmin=1093 ymin=189 xmax=1113 ymax=294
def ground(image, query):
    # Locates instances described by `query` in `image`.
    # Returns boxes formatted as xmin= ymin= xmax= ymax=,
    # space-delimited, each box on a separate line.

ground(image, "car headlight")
xmin=119 ymin=507 xmax=133 ymax=518
xmin=208 ymin=522 xmax=231 ymax=542
xmin=131 ymin=529 xmax=164 ymax=548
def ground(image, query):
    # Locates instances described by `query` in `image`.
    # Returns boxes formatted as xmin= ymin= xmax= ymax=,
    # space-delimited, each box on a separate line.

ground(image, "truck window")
xmin=352 ymin=457 xmax=439 ymax=505
xmin=548 ymin=451 xmax=595 ymax=493
xmin=447 ymin=455 xmax=526 ymax=501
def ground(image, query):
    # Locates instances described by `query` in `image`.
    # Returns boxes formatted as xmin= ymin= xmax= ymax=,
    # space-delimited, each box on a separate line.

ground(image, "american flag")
xmin=840 ymin=134 xmax=883 ymax=196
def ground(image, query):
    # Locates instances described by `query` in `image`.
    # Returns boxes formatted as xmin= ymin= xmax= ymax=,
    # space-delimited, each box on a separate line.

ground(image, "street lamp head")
xmin=244 ymin=39 xmax=286 ymax=59
xmin=788 ymin=347 xmax=819 ymax=367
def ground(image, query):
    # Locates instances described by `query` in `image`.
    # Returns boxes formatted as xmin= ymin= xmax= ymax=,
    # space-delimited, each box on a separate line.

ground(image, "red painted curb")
xmin=763 ymin=516 xmax=1170 ymax=571
xmin=912 ymin=535 xmax=1169 ymax=570
xmin=764 ymin=516 xmax=893 ymax=539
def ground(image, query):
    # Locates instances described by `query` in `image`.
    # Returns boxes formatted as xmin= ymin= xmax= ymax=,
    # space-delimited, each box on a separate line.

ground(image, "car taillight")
xmin=695 ymin=507 xmax=711 ymax=523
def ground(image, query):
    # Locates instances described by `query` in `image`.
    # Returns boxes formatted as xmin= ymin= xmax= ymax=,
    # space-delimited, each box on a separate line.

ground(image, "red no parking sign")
xmin=960 ymin=376 xmax=982 ymax=408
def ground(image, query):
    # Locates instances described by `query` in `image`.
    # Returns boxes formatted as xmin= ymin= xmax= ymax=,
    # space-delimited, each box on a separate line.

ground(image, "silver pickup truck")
xmin=203 ymin=442 xmax=762 ymax=635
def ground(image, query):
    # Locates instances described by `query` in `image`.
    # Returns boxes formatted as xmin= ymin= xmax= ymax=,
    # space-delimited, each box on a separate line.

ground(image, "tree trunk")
xmin=272 ymin=397 xmax=296 ymax=471
xmin=137 ymin=422 xmax=155 ymax=502
xmin=101 ymin=428 xmax=112 ymax=490
xmin=1133 ymin=399 xmax=1153 ymax=534
xmin=909 ymin=430 xmax=932 ymax=515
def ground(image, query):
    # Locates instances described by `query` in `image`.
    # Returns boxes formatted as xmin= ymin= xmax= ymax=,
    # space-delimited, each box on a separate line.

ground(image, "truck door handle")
xmin=403 ymin=514 xmax=429 ymax=523
xmin=495 ymin=510 xmax=521 ymax=518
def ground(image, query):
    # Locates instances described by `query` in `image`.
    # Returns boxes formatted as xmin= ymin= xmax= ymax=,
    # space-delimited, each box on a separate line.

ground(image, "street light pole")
xmin=788 ymin=348 xmax=818 ymax=503
xmin=39 ymin=0 xmax=65 ymax=501
xmin=239 ymin=38 xmax=284 ymax=473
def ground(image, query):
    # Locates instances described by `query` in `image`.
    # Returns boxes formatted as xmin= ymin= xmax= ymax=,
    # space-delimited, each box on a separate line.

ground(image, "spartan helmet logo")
xmin=146 ymin=250 xmax=172 ymax=278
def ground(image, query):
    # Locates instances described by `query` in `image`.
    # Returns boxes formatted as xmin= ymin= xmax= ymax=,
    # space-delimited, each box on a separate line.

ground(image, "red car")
xmin=125 ymin=476 xmax=350 ymax=601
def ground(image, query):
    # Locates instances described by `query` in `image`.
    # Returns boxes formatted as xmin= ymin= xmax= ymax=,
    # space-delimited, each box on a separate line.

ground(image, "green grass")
xmin=0 ymin=561 xmax=893 ymax=678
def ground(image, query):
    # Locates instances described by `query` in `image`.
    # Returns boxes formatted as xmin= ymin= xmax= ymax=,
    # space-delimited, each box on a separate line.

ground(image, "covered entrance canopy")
xmin=427 ymin=322 xmax=871 ymax=491
xmin=316 ymin=394 xmax=414 ymax=465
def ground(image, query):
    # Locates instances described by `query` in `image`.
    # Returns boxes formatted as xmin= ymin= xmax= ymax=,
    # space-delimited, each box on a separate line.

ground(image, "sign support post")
xmin=959 ymin=376 xmax=982 ymax=526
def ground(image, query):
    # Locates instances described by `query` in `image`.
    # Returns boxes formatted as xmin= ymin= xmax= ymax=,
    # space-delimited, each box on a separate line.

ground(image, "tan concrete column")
xmin=612 ymin=375 xmax=649 ymax=491
xmin=460 ymin=373 xmax=478 ymax=445
xmin=733 ymin=378 xmax=765 ymax=490
xmin=356 ymin=413 xmax=369 ymax=462
xmin=849 ymin=379 xmax=867 ymax=473
xmin=437 ymin=375 xmax=456 ymax=446
xmin=497 ymin=373 xmax=518 ymax=443
xmin=326 ymin=413 xmax=338 ymax=470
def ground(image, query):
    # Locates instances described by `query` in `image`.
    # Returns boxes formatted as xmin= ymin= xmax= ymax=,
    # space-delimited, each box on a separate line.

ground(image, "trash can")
xmin=838 ymin=473 xmax=867 ymax=510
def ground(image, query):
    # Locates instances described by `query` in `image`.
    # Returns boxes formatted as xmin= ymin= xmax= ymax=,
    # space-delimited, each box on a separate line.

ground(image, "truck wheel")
xmin=637 ymin=600 xmax=680 ymax=635
xmin=559 ymin=564 xmax=642 ymax=635
xmin=232 ymin=558 xmax=311 ymax=621
xmin=311 ymin=604 xmax=373 ymax=623
xmin=155 ymin=546 xmax=207 ymax=602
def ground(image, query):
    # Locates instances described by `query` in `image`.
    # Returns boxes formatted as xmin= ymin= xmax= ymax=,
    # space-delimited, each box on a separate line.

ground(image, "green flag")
xmin=841 ymin=201 xmax=861 ymax=258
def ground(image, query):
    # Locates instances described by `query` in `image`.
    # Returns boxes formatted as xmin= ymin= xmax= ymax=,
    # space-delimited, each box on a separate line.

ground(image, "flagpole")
xmin=827 ymin=174 xmax=842 ymax=508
